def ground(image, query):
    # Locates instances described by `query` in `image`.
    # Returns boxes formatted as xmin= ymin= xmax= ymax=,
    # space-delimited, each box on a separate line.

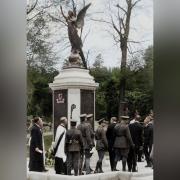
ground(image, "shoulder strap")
xmin=54 ymin=130 xmax=65 ymax=155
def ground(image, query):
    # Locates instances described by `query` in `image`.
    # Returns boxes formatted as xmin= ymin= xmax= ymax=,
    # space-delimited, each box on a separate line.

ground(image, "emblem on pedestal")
xmin=56 ymin=93 xmax=65 ymax=104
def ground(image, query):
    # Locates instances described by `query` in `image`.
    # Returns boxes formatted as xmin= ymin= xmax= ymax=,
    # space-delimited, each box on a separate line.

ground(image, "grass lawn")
xmin=44 ymin=135 xmax=53 ymax=151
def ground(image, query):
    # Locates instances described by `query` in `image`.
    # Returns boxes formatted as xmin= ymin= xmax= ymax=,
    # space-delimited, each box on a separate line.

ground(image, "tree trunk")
xmin=118 ymin=1 xmax=132 ymax=119
xmin=118 ymin=43 xmax=128 ymax=118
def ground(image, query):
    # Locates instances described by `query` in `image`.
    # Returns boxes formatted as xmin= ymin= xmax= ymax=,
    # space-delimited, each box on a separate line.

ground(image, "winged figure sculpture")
xmin=61 ymin=3 xmax=91 ymax=69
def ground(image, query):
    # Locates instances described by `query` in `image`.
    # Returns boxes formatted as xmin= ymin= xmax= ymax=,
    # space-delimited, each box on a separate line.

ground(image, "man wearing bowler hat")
xmin=65 ymin=119 xmax=84 ymax=176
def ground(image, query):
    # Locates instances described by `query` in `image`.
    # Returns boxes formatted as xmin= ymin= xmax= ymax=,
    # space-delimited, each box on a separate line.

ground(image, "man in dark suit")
xmin=65 ymin=119 xmax=84 ymax=176
xmin=143 ymin=116 xmax=153 ymax=167
xmin=94 ymin=118 xmax=108 ymax=173
xmin=113 ymin=116 xmax=134 ymax=171
xmin=127 ymin=115 xmax=143 ymax=172
xmin=106 ymin=117 xmax=118 ymax=171
xmin=29 ymin=117 xmax=44 ymax=172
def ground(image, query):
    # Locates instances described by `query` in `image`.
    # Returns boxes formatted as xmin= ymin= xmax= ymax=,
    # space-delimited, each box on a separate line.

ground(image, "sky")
xmin=45 ymin=0 xmax=153 ymax=69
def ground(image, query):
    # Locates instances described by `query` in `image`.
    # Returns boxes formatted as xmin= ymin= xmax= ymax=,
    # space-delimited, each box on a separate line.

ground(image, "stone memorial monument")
xmin=49 ymin=3 xmax=98 ymax=134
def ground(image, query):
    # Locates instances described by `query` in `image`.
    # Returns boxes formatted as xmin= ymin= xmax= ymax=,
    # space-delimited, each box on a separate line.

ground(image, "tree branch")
xmin=27 ymin=0 xmax=38 ymax=15
xmin=89 ymin=18 xmax=112 ymax=25
xmin=111 ymin=16 xmax=121 ymax=35
xmin=82 ymin=29 xmax=91 ymax=44
xmin=127 ymin=40 xmax=140 ymax=44
xmin=131 ymin=0 xmax=141 ymax=9
xmin=71 ymin=0 xmax=77 ymax=16
xmin=48 ymin=13 xmax=67 ymax=26
xmin=60 ymin=5 xmax=68 ymax=21
xmin=116 ymin=4 xmax=127 ymax=14
xmin=27 ymin=10 xmax=42 ymax=22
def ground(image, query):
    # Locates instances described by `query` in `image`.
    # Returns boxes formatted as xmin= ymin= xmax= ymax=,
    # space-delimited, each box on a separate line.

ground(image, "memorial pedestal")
xmin=49 ymin=67 xmax=99 ymax=134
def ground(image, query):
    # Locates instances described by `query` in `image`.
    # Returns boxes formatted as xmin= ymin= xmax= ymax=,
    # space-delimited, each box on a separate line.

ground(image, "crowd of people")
xmin=28 ymin=111 xmax=154 ymax=176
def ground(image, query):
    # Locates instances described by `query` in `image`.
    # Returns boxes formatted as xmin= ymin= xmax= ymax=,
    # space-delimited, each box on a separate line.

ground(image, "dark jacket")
xmin=144 ymin=122 xmax=153 ymax=146
xmin=95 ymin=126 xmax=108 ymax=151
xmin=77 ymin=122 xmax=93 ymax=150
xmin=106 ymin=122 xmax=117 ymax=148
xmin=29 ymin=124 xmax=44 ymax=172
xmin=65 ymin=127 xmax=83 ymax=152
xmin=113 ymin=122 xmax=134 ymax=149
xmin=129 ymin=121 xmax=143 ymax=147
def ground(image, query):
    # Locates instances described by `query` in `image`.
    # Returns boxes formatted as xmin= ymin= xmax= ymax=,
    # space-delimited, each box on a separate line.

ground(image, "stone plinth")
xmin=49 ymin=67 xmax=99 ymax=134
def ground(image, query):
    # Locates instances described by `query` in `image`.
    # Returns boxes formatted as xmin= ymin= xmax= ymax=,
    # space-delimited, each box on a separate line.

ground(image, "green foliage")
xmin=126 ymin=90 xmax=153 ymax=118
xmin=91 ymin=46 xmax=153 ymax=120
xmin=27 ymin=67 xmax=58 ymax=118
xmin=90 ymin=54 xmax=111 ymax=119
xmin=27 ymin=5 xmax=58 ymax=119
xmin=27 ymin=10 xmax=57 ymax=71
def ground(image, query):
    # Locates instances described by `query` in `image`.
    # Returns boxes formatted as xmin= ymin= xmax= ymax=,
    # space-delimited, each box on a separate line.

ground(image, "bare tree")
xmin=111 ymin=0 xmax=142 ymax=117
xmin=91 ymin=0 xmax=141 ymax=117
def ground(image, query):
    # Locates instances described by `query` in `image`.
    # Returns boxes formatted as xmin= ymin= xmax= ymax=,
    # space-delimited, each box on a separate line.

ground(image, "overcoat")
xmin=29 ymin=124 xmax=44 ymax=172
xmin=128 ymin=121 xmax=143 ymax=147
xmin=144 ymin=122 xmax=153 ymax=147
xmin=65 ymin=128 xmax=84 ymax=152
xmin=95 ymin=126 xmax=108 ymax=151
xmin=77 ymin=122 xmax=93 ymax=150
xmin=106 ymin=123 xmax=116 ymax=149
xmin=113 ymin=123 xmax=134 ymax=149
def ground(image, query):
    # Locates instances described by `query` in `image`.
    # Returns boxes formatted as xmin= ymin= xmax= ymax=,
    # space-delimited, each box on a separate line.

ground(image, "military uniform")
xmin=86 ymin=114 xmax=95 ymax=147
xmin=77 ymin=114 xmax=93 ymax=174
xmin=65 ymin=120 xmax=83 ymax=176
xmin=113 ymin=117 xmax=134 ymax=171
xmin=94 ymin=118 xmax=108 ymax=173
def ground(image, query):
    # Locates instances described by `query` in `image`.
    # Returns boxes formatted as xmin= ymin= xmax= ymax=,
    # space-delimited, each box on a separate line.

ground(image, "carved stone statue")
xmin=60 ymin=3 xmax=91 ymax=69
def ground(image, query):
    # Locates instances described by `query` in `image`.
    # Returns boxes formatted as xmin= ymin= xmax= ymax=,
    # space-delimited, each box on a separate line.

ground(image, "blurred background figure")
xmin=143 ymin=115 xmax=153 ymax=168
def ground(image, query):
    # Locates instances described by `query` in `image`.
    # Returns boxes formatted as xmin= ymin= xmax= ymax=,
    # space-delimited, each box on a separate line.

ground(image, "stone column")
xmin=49 ymin=67 xmax=98 ymax=136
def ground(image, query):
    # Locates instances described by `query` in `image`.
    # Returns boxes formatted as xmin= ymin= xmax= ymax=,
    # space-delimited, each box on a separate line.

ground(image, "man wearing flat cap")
xmin=77 ymin=114 xmax=93 ymax=174
xmin=113 ymin=116 xmax=134 ymax=171
xmin=65 ymin=119 xmax=83 ymax=176
xmin=94 ymin=118 xmax=108 ymax=173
